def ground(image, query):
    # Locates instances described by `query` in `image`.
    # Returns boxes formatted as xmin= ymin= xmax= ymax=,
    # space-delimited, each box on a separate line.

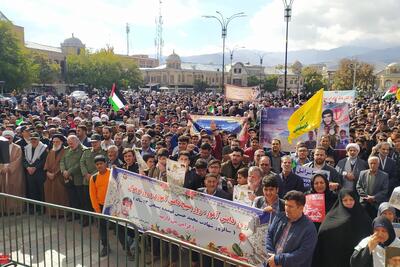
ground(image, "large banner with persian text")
xmin=103 ymin=168 xmax=269 ymax=265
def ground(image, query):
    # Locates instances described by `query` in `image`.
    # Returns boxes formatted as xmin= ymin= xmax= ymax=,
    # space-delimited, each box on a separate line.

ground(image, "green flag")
xmin=16 ymin=117 xmax=24 ymax=126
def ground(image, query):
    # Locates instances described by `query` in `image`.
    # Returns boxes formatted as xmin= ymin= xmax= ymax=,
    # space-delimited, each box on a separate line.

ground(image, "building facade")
xmin=376 ymin=62 xmax=400 ymax=90
xmin=140 ymin=51 xmax=228 ymax=89
xmin=228 ymin=62 xmax=304 ymax=94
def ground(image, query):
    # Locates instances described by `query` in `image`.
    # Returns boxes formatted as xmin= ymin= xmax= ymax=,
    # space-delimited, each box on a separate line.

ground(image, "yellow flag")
xmin=396 ymin=88 xmax=400 ymax=101
xmin=287 ymin=89 xmax=324 ymax=144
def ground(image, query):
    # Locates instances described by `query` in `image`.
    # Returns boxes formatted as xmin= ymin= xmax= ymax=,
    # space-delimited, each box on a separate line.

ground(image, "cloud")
xmin=2 ymin=0 xmax=202 ymax=54
xmin=246 ymin=0 xmax=400 ymax=52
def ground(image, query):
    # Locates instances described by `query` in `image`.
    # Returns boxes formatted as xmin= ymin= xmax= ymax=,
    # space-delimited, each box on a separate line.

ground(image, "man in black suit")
xmin=278 ymin=155 xmax=305 ymax=198
xmin=376 ymin=142 xmax=397 ymax=197
xmin=356 ymin=156 xmax=389 ymax=218
xmin=197 ymin=173 xmax=231 ymax=200
xmin=336 ymin=143 xmax=368 ymax=192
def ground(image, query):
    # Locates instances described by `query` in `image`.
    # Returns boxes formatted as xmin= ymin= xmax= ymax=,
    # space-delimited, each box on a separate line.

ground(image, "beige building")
xmin=140 ymin=51 xmax=227 ymax=89
xmin=376 ymin=62 xmax=400 ymax=91
xmin=1 ymin=10 xmax=158 ymax=80
xmin=228 ymin=62 xmax=304 ymax=94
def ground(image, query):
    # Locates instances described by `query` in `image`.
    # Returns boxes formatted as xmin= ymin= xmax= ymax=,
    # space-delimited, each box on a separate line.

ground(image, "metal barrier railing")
xmin=0 ymin=193 xmax=257 ymax=267
xmin=141 ymin=230 xmax=256 ymax=267
xmin=0 ymin=193 xmax=141 ymax=267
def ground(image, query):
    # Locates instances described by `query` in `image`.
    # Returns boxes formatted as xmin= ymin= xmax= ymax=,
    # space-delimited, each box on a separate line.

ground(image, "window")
xmin=170 ymin=75 xmax=175 ymax=84
xmin=238 ymin=69 xmax=242 ymax=74
xmin=234 ymin=68 xmax=237 ymax=74
xmin=182 ymin=74 xmax=185 ymax=83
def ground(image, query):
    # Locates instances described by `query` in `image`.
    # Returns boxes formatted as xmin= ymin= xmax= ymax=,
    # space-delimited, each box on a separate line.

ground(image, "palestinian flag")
xmin=382 ymin=85 xmax=399 ymax=100
xmin=108 ymin=83 xmax=127 ymax=112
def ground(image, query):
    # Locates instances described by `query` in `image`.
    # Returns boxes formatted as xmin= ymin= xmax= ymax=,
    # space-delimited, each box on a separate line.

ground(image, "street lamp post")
xmin=228 ymin=45 xmax=245 ymax=84
xmin=203 ymin=11 xmax=246 ymax=89
xmin=257 ymin=53 xmax=265 ymax=90
xmin=350 ymin=61 xmax=358 ymax=90
xmin=283 ymin=0 xmax=294 ymax=98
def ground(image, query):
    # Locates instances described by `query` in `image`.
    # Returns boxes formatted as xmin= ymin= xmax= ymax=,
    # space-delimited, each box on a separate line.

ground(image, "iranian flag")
xmin=382 ymin=85 xmax=399 ymax=100
xmin=108 ymin=83 xmax=127 ymax=112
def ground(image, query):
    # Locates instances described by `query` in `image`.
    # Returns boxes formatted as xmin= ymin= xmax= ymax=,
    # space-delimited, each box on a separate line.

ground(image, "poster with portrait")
xmin=260 ymin=108 xmax=308 ymax=152
xmin=318 ymin=103 xmax=350 ymax=150
xmin=166 ymin=159 xmax=186 ymax=187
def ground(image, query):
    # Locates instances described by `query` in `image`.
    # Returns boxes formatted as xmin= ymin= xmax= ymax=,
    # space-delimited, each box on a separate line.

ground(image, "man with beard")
xmin=0 ymin=130 xmax=25 ymax=212
xmin=336 ymin=143 xmax=368 ymax=192
xmin=80 ymin=134 xmax=107 ymax=223
xmin=43 ymin=134 xmax=69 ymax=215
xmin=61 ymin=135 xmax=87 ymax=214
xmin=123 ymin=124 xmax=139 ymax=149
xmin=23 ymin=132 xmax=48 ymax=213
xmin=76 ymin=124 xmax=91 ymax=147
xmin=304 ymin=146 xmax=342 ymax=192
xmin=101 ymin=126 xmax=114 ymax=151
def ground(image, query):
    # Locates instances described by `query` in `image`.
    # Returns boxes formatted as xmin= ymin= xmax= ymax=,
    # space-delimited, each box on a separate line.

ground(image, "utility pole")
xmin=126 ymin=23 xmax=130 ymax=56
xmin=155 ymin=0 xmax=164 ymax=63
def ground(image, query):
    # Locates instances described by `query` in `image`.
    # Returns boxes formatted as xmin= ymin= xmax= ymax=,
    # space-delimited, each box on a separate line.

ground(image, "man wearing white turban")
xmin=0 ymin=130 xmax=26 ymax=212
xmin=336 ymin=143 xmax=368 ymax=192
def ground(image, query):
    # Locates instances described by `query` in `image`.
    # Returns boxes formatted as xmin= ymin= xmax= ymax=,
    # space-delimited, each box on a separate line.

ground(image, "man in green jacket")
xmin=61 ymin=135 xmax=87 ymax=214
xmin=80 ymin=134 xmax=107 ymax=221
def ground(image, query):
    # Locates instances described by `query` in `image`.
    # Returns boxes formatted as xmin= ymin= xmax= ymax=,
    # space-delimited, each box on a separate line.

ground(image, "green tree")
xmin=0 ymin=21 xmax=36 ymax=91
xmin=30 ymin=52 xmax=60 ymax=84
xmin=301 ymin=66 xmax=325 ymax=94
xmin=247 ymin=75 xmax=260 ymax=86
xmin=332 ymin=58 xmax=375 ymax=92
xmin=193 ymin=79 xmax=208 ymax=92
xmin=66 ymin=48 xmax=142 ymax=89
xmin=263 ymin=75 xmax=278 ymax=93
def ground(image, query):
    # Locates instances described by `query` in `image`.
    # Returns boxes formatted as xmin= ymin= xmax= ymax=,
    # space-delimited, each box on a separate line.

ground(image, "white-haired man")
xmin=336 ymin=143 xmax=368 ymax=192
xmin=60 ymin=135 xmax=87 ymax=213
xmin=356 ymin=156 xmax=389 ymax=219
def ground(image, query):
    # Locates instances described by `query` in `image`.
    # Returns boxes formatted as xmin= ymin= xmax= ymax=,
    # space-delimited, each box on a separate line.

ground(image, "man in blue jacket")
xmin=266 ymin=190 xmax=317 ymax=267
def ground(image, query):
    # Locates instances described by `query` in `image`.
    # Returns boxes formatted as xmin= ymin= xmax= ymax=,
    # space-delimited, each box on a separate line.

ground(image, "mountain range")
xmin=178 ymin=46 xmax=400 ymax=68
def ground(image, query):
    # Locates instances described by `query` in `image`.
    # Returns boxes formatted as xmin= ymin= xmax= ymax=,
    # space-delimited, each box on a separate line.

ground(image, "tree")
xmin=301 ymin=66 xmax=325 ymax=94
xmin=0 ymin=21 xmax=36 ymax=91
xmin=30 ymin=52 xmax=60 ymax=84
xmin=332 ymin=58 xmax=375 ymax=92
xmin=66 ymin=48 xmax=142 ymax=89
xmin=263 ymin=75 xmax=278 ymax=93
xmin=193 ymin=79 xmax=208 ymax=92
xmin=247 ymin=75 xmax=260 ymax=86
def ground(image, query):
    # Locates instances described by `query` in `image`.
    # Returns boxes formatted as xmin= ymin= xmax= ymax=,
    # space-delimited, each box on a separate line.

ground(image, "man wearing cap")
xmin=89 ymin=155 xmax=111 ymax=257
xmin=0 ymin=130 xmax=25 ymax=211
xmin=80 ymin=133 xmax=107 ymax=221
xmin=60 ymin=135 xmax=87 ymax=212
xmin=23 ymin=132 xmax=48 ymax=213
xmin=336 ymin=143 xmax=368 ymax=192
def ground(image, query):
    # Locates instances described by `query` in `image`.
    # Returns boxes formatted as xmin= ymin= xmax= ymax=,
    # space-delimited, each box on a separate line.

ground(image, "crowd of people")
xmin=0 ymin=89 xmax=399 ymax=266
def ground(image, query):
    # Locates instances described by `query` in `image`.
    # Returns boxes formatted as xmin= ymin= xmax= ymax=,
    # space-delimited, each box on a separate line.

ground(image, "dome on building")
xmin=61 ymin=34 xmax=84 ymax=47
xmin=166 ymin=50 xmax=181 ymax=63
xmin=386 ymin=62 xmax=400 ymax=74
xmin=166 ymin=50 xmax=181 ymax=69
xmin=387 ymin=62 xmax=400 ymax=68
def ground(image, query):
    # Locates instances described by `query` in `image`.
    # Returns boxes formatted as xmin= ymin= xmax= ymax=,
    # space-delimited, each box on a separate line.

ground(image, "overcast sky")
xmin=2 ymin=0 xmax=400 ymax=56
